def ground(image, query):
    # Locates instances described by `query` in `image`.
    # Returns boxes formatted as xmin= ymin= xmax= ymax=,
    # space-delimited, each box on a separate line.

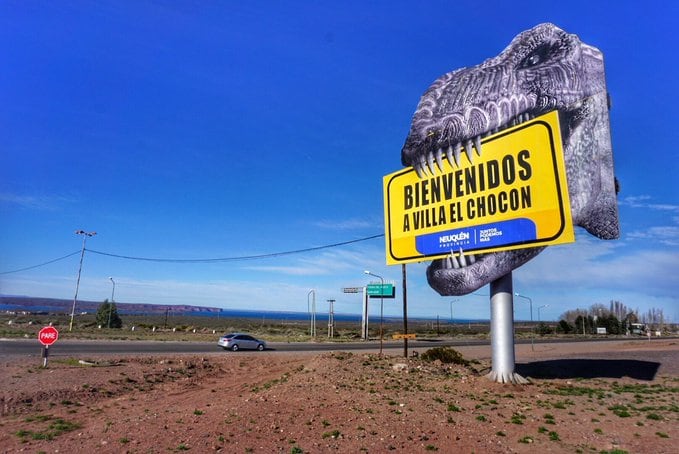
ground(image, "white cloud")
xmin=627 ymin=226 xmax=679 ymax=246
xmin=515 ymin=234 xmax=679 ymax=300
xmin=240 ymin=244 xmax=390 ymax=279
xmin=620 ymin=195 xmax=679 ymax=213
xmin=0 ymin=193 xmax=74 ymax=211
xmin=313 ymin=218 xmax=378 ymax=230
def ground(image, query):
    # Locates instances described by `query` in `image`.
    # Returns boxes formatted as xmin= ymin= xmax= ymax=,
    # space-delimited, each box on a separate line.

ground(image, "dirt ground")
xmin=0 ymin=339 xmax=677 ymax=453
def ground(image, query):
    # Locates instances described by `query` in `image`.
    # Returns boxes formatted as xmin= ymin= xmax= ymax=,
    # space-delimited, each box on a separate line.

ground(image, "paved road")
xmin=0 ymin=336 xmax=663 ymax=358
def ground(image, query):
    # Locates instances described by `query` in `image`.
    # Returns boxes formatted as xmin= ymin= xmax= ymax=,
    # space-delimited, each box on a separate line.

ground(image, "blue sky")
xmin=1 ymin=1 xmax=678 ymax=322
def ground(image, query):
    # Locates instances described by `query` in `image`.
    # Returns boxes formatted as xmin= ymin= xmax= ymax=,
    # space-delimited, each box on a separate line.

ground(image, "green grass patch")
xmin=15 ymin=415 xmax=81 ymax=441
xmin=608 ymin=404 xmax=632 ymax=418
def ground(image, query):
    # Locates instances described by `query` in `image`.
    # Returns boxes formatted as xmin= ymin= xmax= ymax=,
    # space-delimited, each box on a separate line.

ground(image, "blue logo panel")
xmin=415 ymin=219 xmax=537 ymax=255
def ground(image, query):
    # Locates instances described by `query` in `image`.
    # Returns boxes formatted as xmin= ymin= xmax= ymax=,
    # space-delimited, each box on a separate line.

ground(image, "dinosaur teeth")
xmin=415 ymin=155 xmax=427 ymax=178
xmin=415 ymin=109 xmax=540 ymax=175
xmin=435 ymin=148 xmax=445 ymax=173
xmin=458 ymin=248 xmax=468 ymax=267
xmin=445 ymin=253 xmax=460 ymax=269
xmin=464 ymin=139 xmax=474 ymax=163
xmin=443 ymin=249 xmax=478 ymax=269
xmin=445 ymin=145 xmax=456 ymax=168
xmin=427 ymin=152 xmax=436 ymax=175
xmin=453 ymin=142 xmax=462 ymax=165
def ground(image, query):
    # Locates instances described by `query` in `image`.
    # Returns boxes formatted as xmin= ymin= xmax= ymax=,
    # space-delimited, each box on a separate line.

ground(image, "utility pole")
xmin=69 ymin=230 xmax=96 ymax=332
xmin=108 ymin=277 xmax=115 ymax=328
xmin=327 ymin=299 xmax=335 ymax=338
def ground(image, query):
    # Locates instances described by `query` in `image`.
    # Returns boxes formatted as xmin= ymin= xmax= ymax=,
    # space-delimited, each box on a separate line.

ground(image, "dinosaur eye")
xmin=519 ymin=43 xmax=552 ymax=69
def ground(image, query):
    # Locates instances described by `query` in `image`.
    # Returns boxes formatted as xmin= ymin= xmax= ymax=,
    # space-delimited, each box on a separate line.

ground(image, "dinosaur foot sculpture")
xmin=485 ymin=370 xmax=530 ymax=384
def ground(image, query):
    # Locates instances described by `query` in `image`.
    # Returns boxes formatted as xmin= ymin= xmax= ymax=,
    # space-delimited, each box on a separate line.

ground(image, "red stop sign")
xmin=38 ymin=326 xmax=59 ymax=346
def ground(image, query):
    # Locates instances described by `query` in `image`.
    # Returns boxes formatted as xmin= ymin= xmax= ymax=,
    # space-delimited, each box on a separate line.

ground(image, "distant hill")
xmin=0 ymin=295 xmax=220 ymax=315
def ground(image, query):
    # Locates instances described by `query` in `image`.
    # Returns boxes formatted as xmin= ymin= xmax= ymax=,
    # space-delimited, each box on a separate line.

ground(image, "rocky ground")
xmin=0 ymin=339 xmax=677 ymax=453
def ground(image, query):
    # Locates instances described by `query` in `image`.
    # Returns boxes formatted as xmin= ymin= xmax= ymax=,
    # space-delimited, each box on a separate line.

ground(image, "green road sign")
xmin=366 ymin=283 xmax=395 ymax=298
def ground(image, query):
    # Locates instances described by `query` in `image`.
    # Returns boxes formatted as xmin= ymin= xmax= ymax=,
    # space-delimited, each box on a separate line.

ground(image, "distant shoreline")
xmin=0 ymin=295 xmax=489 ymax=323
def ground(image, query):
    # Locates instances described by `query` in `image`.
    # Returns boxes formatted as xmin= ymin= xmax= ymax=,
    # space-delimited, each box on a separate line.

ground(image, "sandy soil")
xmin=0 ymin=339 xmax=677 ymax=453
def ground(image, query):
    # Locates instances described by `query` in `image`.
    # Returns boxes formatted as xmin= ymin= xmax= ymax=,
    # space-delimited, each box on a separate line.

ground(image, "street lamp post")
xmin=327 ymin=299 xmax=335 ymax=338
xmin=108 ymin=277 xmax=116 ymax=328
xmin=514 ymin=292 xmax=534 ymax=351
xmin=69 ymin=230 xmax=96 ymax=332
xmin=538 ymin=304 xmax=548 ymax=324
xmin=307 ymin=290 xmax=316 ymax=337
xmin=450 ymin=299 xmax=459 ymax=324
xmin=364 ymin=270 xmax=384 ymax=355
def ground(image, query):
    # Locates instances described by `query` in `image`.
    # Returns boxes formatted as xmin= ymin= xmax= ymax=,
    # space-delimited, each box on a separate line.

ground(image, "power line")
xmin=86 ymin=233 xmax=385 ymax=263
xmin=0 ymin=251 xmax=81 ymax=275
xmin=0 ymin=233 xmax=386 ymax=273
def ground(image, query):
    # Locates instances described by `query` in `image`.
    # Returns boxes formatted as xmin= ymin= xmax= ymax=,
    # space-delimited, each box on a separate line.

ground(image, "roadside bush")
xmin=420 ymin=347 xmax=469 ymax=365
xmin=536 ymin=323 xmax=553 ymax=336
xmin=556 ymin=320 xmax=574 ymax=334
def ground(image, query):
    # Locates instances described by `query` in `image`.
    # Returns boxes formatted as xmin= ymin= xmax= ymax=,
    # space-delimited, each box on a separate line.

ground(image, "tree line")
xmin=557 ymin=300 xmax=668 ymax=335
xmin=95 ymin=299 xmax=123 ymax=328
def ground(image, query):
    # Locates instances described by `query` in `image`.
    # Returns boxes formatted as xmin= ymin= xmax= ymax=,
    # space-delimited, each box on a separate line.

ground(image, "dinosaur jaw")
xmin=405 ymin=105 xmax=542 ymax=179
xmin=400 ymin=23 xmax=618 ymax=296
xmin=426 ymin=247 xmax=545 ymax=296
xmin=403 ymin=107 xmax=548 ymax=296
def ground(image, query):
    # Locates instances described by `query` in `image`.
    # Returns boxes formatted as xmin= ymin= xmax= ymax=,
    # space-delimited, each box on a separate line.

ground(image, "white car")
xmin=217 ymin=333 xmax=266 ymax=351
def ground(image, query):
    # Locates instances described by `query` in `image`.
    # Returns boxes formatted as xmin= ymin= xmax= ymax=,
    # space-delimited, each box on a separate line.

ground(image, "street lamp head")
xmin=364 ymin=270 xmax=384 ymax=281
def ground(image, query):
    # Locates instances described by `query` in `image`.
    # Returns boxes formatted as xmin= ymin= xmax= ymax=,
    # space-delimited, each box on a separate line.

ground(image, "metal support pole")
xmin=379 ymin=282 xmax=384 ymax=355
xmin=307 ymin=290 xmax=316 ymax=338
xmin=108 ymin=277 xmax=115 ymax=328
xmin=312 ymin=293 xmax=316 ymax=337
xmin=361 ymin=287 xmax=369 ymax=340
xmin=327 ymin=299 xmax=335 ymax=338
xmin=364 ymin=271 xmax=384 ymax=354
xmin=42 ymin=345 xmax=49 ymax=368
xmin=486 ymin=272 xmax=529 ymax=384
xmin=402 ymin=264 xmax=408 ymax=358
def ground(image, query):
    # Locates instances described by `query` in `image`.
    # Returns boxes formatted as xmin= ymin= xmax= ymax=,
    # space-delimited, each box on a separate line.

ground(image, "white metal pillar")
xmin=486 ymin=272 xmax=529 ymax=384
xmin=361 ymin=287 xmax=369 ymax=340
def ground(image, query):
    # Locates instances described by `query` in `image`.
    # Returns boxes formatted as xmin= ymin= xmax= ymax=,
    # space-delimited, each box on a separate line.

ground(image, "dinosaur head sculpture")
xmin=400 ymin=23 xmax=619 ymax=296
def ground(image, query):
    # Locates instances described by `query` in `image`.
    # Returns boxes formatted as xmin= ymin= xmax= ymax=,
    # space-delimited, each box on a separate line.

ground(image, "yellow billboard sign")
xmin=383 ymin=111 xmax=574 ymax=265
